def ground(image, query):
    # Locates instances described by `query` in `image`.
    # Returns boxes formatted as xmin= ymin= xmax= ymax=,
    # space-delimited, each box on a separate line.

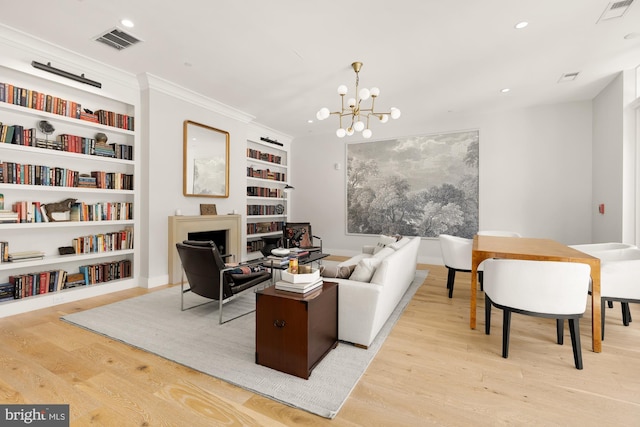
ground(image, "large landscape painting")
xmin=347 ymin=130 xmax=479 ymax=238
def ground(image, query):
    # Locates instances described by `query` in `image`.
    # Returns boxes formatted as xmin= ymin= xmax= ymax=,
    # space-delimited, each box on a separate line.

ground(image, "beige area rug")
xmin=61 ymin=269 xmax=428 ymax=419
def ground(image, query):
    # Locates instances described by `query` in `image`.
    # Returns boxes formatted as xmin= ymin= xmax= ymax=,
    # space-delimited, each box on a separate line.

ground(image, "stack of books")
xmin=8 ymin=250 xmax=45 ymax=262
xmin=0 ymin=210 xmax=18 ymax=223
xmin=275 ymin=278 xmax=323 ymax=294
xmin=275 ymin=268 xmax=323 ymax=294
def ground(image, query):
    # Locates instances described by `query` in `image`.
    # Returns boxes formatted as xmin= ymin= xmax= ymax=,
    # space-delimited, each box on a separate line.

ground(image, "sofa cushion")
xmin=373 ymin=247 xmax=395 ymax=259
xmin=350 ymin=257 xmax=383 ymax=282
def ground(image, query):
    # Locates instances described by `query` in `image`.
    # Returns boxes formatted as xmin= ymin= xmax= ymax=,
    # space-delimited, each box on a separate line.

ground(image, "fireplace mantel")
xmin=168 ymin=214 xmax=242 ymax=285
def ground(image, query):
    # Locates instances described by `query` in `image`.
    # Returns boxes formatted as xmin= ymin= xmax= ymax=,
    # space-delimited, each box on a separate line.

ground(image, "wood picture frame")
xmin=199 ymin=204 xmax=218 ymax=215
xmin=183 ymin=120 xmax=229 ymax=198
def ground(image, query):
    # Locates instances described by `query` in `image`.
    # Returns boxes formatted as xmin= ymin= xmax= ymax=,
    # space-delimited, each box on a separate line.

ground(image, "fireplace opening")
xmin=188 ymin=230 xmax=228 ymax=255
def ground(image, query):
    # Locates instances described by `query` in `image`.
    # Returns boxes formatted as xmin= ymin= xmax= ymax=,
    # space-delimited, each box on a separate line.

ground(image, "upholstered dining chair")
xmin=175 ymin=240 xmax=272 ymax=324
xmin=483 ymin=259 xmax=591 ymax=369
xmin=439 ymin=234 xmax=475 ymax=298
xmin=569 ymin=243 xmax=639 ymax=338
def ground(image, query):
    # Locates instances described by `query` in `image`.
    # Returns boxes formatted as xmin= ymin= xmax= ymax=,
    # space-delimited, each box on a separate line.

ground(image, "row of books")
xmin=247 ymin=148 xmax=283 ymax=165
xmin=0 ymin=122 xmax=133 ymax=160
xmin=0 ymin=123 xmax=34 ymax=145
xmin=247 ymin=204 xmax=284 ymax=216
xmin=6 ymin=269 xmax=67 ymax=300
xmin=246 ymin=167 xmax=286 ymax=182
xmin=2 ymin=258 xmax=133 ymax=300
xmin=80 ymin=259 xmax=132 ymax=285
xmin=246 ymin=221 xmax=284 ymax=235
xmin=247 ymin=186 xmax=283 ymax=198
xmin=0 ymin=210 xmax=19 ymax=224
xmin=0 ymin=82 xmax=135 ymax=131
xmin=90 ymin=171 xmax=134 ymax=190
xmin=69 ymin=202 xmax=134 ymax=222
xmin=0 ymin=83 xmax=82 ymax=119
xmin=72 ymin=229 xmax=134 ymax=254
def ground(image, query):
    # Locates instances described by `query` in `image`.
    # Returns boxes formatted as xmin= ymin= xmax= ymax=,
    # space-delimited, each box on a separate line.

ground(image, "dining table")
xmin=470 ymin=235 xmax=602 ymax=352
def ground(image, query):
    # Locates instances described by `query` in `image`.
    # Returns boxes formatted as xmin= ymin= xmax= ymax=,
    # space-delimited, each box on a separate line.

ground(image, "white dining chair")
xmin=483 ymin=259 xmax=591 ymax=369
xmin=439 ymin=234 xmax=474 ymax=298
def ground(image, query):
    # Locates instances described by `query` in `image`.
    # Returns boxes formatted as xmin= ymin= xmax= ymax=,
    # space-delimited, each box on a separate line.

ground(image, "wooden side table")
xmin=255 ymin=281 xmax=338 ymax=379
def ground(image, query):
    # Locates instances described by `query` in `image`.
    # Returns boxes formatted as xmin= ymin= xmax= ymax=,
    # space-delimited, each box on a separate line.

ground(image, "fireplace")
xmin=168 ymin=214 xmax=241 ymax=284
xmin=187 ymin=230 xmax=227 ymax=254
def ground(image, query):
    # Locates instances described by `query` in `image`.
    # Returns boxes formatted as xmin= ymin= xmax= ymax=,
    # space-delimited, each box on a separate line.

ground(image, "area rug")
xmin=61 ymin=269 xmax=428 ymax=419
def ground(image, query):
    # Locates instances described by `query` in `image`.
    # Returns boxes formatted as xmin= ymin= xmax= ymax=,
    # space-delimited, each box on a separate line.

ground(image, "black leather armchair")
xmin=175 ymin=240 xmax=272 ymax=324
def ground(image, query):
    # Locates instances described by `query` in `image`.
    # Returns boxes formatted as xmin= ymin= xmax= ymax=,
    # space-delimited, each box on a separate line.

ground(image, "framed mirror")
xmin=183 ymin=120 xmax=229 ymax=198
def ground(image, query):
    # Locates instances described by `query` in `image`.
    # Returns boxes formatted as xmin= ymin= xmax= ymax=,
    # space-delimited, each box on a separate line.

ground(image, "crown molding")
xmin=139 ymin=73 xmax=255 ymax=124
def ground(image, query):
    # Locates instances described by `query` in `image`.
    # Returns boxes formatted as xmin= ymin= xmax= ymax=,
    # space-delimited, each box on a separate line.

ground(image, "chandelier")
xmin=316 ymin=61 xmax=400 ymax=138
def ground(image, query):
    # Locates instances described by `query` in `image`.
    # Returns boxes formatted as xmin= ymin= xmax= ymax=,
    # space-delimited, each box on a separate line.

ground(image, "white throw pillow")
xmin=373 ymin=234 xmax=398 ymax=254
xmin=350 ymin=257 xmax=382 ymax=282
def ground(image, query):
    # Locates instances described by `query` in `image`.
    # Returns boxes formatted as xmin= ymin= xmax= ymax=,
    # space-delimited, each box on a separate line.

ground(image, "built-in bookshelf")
xmin=246 ymin=138 xmax=289 ymax=259
xmin=0 ymin=64 xmax=139 ymax=318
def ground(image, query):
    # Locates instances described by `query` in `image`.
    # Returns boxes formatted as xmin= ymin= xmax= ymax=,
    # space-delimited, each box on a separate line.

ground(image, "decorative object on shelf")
xmin=183 ymin=120 xmax=229 ymax=198
xmin=261 ymin=235 xmax=282 ymax=257
xmin=275 ymin=204 xmax=284 ymax=214
xmin=200 ymin=204 xmax=218 ymax=215
xmin=58 ymin=246 xmax=75 ymax=255
xmin=31 ymin=60 xmax=102 ymax=88
xmin=316 ymin=61 xmax=401 ymax=139
xmin=37 ymin=120 xmax=55 ymax=142
xmin=42 ymin=198 xmax=77 ymax=222
xmin=271 ymin=247 xmax=290 ymax=257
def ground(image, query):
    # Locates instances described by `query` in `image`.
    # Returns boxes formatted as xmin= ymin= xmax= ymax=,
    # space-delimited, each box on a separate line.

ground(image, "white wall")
xmin=592 ymin=73 xmax=624 ymax=243
xmin=290 ymin=102 xmax=594 ymax=264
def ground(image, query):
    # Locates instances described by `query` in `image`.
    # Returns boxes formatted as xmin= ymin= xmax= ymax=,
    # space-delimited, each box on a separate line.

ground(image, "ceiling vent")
xmin=94 ymin=27 xmax=142 ymax=51
xmin=558 ymin=72 xmax=580 ymax=83
xmin=598 ymin=0 xmax=635 ymax=22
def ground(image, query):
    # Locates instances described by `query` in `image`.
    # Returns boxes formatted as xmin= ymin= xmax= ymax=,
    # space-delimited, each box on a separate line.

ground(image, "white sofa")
xmin=322 ymin=236 xmax=421 ymax=348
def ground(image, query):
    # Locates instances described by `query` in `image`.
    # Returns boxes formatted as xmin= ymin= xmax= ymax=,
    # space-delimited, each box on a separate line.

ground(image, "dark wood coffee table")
xmin=255 ymin=281 xmax=338 ymax=379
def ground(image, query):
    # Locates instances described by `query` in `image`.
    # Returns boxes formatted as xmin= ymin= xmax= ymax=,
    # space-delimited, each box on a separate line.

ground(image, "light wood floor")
xmin=1 ymin=262 xmax=639 ymax=426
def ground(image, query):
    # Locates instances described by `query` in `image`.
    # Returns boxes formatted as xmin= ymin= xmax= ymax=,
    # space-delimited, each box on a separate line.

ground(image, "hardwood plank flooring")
xmin=1 ymin=262 xmax=639 ymax=426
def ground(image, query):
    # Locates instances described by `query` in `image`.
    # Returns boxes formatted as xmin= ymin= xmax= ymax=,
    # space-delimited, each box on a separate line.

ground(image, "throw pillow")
xmin=350 ymin=257 xmax=382 ymax=282
xmin=373 ymin=234 xmax=398 ymax=254
xmin=336 ymin=264 xmax=357 ymax=279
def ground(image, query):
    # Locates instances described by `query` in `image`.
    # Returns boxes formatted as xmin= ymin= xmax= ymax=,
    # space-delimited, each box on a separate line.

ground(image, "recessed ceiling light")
xmin=514 ymin=21 xmax=528 ymax=29
xmin=500 ymin=88 xmax=511 ymax=93
xmin=558 ymin=72 xmax=580 ymax=83
xmin=307 ymin=119 xmax=313 ymax=123
xmin=120 ymin=19 xmax=134 ymax=28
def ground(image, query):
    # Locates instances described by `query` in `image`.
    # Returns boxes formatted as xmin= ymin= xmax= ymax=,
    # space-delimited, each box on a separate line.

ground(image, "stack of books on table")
xmin=275 ymin=278 xmax=323 ymax=294
xmin=8 ymin=250 xmax=45 ymax=262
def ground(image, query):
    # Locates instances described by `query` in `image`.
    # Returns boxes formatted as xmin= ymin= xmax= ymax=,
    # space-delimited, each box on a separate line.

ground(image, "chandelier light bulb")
xmin=359 ymin=88 xmax=370 ymax=101
xmin=318 ymin=107 xmax=331 ymax=120
xmin=354 ymin=121 xmax=365 ymax=132
xmin=362 ymin=129 xmax=372 ymax=139
xmin=370 ymin=87 xmax=380 ymax=97
xmin=390 ymin=107 xmax=401 ymax=119
xmin=337 ymin=85 xmax=348 ymax=95
xmin=380 ymin=114 xmax=389 ymax=123
xmin=346 ymin=127 xmax=355 ymax=136
xmin=347 ymin=97 xmax=356 ymax=108
xmin=336 ymin=128 xmax=346 ymax=138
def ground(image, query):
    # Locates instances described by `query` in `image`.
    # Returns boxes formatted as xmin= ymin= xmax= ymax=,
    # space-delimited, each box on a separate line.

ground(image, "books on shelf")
xmin=8 ymin=250 xmax=45 ymax=262
xmin=275 ymin=278 xmax=323 ymax=294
